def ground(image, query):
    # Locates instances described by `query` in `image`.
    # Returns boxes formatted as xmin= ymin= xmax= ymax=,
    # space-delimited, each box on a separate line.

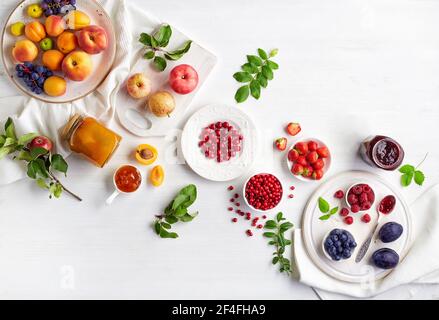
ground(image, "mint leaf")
xmin=235 ymin=85 xmax=250 ymax=103
xmin=318 ymin=197 xmax=330 ymax=213
xmin=250 ymin=80 xmax=261 ymax=99
xmin=17 ymin=133 xmax=37 ymax=146
xmin=399 ymin=165 xmax=414 ymax=174
xmin=233 ymin=72 xmax=253 ymax=83
xmin=262 ymin=65 xmax=274 ymax=80
xmin=257 ymin=48 xmax=268 ymax=60
xmin=247 ymin=55 xmax=263 ymax=66
xmin=401 ymin=172 xmax=414 ymax=187
xmin=267 ymin=60 xmax=279 ymax=70
xmin=329 ymin=207 xmax=339 ymax=215
xmin=256 ymin=73 xmax=267 ymax=88
xmin=414 ymin=170 xmax=425 ymax=186
xmin=319 ymin=214 xmax=331 ymax=221
xmin=241 ymin=63 xmax=259 ymax=74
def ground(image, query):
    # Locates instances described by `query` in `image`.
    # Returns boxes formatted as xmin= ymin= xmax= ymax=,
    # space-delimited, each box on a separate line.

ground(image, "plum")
xmin=378 ymin=222 xmax=403 ymax=243
xmin=372 ymin=248 xmax=399 ymax=269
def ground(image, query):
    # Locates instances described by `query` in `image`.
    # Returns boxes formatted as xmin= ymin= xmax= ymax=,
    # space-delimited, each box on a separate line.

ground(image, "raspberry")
xmin=347 ymin=194 xmax=358 ymax=205
xmin=334 ymin=190 xmax=344 ymax=199
xmin=344 ymin=216 xmax=354 ymax=225
xmin=352 ymin=185 xmax=363 ymax=195
xmin=361 ymin=202 xmax=371 ymax=210
xmin=361 ymin=214 xmax=371 ymax=223
xmin=351 ymin=204 xmax=360 ymax=213
xmin=340 ymin=208 xmax=349 ymax=217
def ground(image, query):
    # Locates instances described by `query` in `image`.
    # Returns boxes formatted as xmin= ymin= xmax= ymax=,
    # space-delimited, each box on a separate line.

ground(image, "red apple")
xmin=169 ymin=64 xmax=198 ymax=95
xmin=28 ymin=136 xmax=53 ymax=152
xmin=77 ymin=25 xmax=108 ymax=55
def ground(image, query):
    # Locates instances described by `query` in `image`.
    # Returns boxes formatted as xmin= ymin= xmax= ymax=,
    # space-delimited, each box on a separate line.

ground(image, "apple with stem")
xmin=126 ymin=73 xmax=151 ymax=99
xmin=28 ymin=136 xmax=53 ymax=152
xmin=169 ymin=64 xmax=198 ymax=95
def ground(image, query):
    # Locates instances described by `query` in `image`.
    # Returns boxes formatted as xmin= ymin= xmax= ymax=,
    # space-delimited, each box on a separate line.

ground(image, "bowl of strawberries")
xmin=286 ymin=138 xmax=331 ymax=181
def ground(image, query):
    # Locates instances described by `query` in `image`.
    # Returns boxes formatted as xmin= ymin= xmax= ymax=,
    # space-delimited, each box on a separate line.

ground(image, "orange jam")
xmin=114 ymin=165 xmax=141 ymax=193
xmin=63 ymin=114 xmax=122 ymax=168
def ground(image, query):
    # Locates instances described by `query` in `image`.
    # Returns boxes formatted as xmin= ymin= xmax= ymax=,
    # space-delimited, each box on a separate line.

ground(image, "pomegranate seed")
xmin=230 ymin=198 xmax=235 ymax=203
xmin=228 ymin=207 xmax=233 ymax=211
xmin=234 ymin=193 xmax=239 ymax=198
xmin=231 ymin=218 xmax=238 ymax=223
xmin=288 ymin=194 xmax=294 ymax=199
xmin=257 ymin=224 xmax=263 ymax=229
xmin=235 ymin=203 xmax=240 ymax=207
xmin=262 ymin=215 xmax=267 ymax=219
xmin=290 ymin=186 xmax=295 ymax=190
xmin=239 ymin=212 xmax=245 ymax=216
xmin=246 ymin=229 xmax=253 ymax=236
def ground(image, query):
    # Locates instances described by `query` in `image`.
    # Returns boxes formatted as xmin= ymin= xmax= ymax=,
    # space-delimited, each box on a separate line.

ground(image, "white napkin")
xmin=0 ymin=0 xmax=154 ymax=186
xmin=294 ymin=184 xmax=439 ymax=298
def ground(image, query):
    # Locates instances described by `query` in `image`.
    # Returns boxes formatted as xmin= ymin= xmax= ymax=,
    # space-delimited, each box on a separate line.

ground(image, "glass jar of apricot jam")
xmin=62 ymin=114 xmax=122 ymax=168
xmin=360 ymin=135 xmax=404 ymax=171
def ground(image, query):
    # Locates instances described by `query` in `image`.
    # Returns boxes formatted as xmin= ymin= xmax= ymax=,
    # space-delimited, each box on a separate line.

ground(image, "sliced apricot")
xmin=149 ymin=165 xmax=164 ymax=187
xmin=135 ymin=144 xmax=157 ymax=165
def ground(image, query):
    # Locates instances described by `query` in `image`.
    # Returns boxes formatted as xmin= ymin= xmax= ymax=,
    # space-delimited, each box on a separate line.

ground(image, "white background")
xmin=1 ymin=0 xmax=439 ymax=299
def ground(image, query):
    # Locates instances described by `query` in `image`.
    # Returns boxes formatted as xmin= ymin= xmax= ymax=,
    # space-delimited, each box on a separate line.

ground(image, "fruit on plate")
xmin=28 ymin=135 xmax=53 ymax=152
xmin=43 ymin=75 xmax=67 ymax=97
xmin=378 ymin=222 xmax=403 ymax=243
xmin=372 ymin=248 xmax=399 ymax=269
xmin=65 ymin=10 xmax=90 ymax=30
xmin=245 ymin=173 xmax=282 ymax=211
xmin=10 ymin=22 xmax=25 ymax=37
xmin=126 ymin=73 xmax=151 ymax=99
xmin=45 ymin=15 xmax=66 ymax=37
xmin=12 ymin=40 xmax=38 ymax=62
xmin=40 ymin=38 xmax=53 ymax=51
xmin=347 ymin=183 xmax=375 ymax=211
xmin=199 ymin=121 xmax=243 ymax=162
xmin=148 ymin=91 xmax=175 ymax=117
xmin=42 ymin=49 xmax=64 ymax=71
xmin=274 ymin=137 xmax=287 ymax=151
xmin=25 ymin=21 xmax=46 ymax=43
xmin=62 ymin=51 xmax=93 ymax=81
xmin=288 ymin=139 xmax=330 ymax=180
xmin=286 ymin=122 xmax=301 ymax=136
xmin=27 ymin=3 xmax=43 ymax=18
xmin=323 ymin=229 xmax=357 ymax=261
xmin=77 ymin=25 xmax=108 ymax=54
xmin=56 ymin=31 xmax=78 ymax=54
xmin=378 ymin=195 xmax=396 ymax=214
xmin=135 ymin=144 xmax=158 ymax=165
xmin=15 ymin=63 xmax=53 ymax=94
xmin=150 ymin=165 xmax=164 ymax=187
xmin=169 ymin=64 xmax=199 ymax=95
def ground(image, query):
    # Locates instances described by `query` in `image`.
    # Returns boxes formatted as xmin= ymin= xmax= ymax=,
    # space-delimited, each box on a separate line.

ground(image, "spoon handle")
xmin=355 ymin=220 xmax=380 ymax=263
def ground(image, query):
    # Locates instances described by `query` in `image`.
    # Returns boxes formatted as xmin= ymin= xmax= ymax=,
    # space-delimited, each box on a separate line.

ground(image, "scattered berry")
xmin=228 ymin=207 xmax=233 ymax=211
xmin=275 ymin=137 xmax=288 ymax=151
xmin=228 ymin=185 xmax=234 ymax=191
xmin=235 ymin=202 xmax=240 ymax=207
xmin=361 ymin=214 xmax=371 ymax=223
xmin=290 ymin=186 xmax=295 ymax=190
xmin=232 ymin=218 xmax=238 ymax=223
xmin=262 ymin=215 xmax=267 ymax=219
xmin=257 ymin=224 xmax=263 ymax=229
xmin=286 ymin=122 xmax=301 ymax=136
xmin=340 ymin=208 xmax=349 ymax=217
xmin=344 ymin=216 xmax=354 ymax=225
xmin=234 ymin=193 xmax=239 ymax=198
xmin=246 ymin=229 xmax=253 ymax=237
xmin=288 ymin=194 xmax=294 ymax=199
xmin=334 ymin=190 xmax=344 ymax=199
xmin=230 ymin=198 xmax=235 ymax=202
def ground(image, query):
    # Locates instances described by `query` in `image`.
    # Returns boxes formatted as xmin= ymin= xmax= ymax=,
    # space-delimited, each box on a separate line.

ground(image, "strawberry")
xmin=312 ymin=169 xmax=324 ymax=180
xmin=291 ymin=163 xmax=304 ymax=175
xmin=296 ymin=155 xmax=308 ymax=166
xmin=316 ymin=146 xmax=330 ymax=158
xmin=274 ymin=137 xmax=287 ymax=151
xmin=287 ymin=148 xmax=299 ymax=162
xmin=308 ymin=140 xmax=318 ymax=151
xmin=286 ymin=122 xmax=301 ymax=136
xmin=306 ymin=151 xmax=319 ymax=164
xmin=302 ymin=165 xmax=314 ymax=178
xmin=294 ymin=141 xmax=308 ymax=155
xmin=313 ymin=158 xmax=324 ymax=170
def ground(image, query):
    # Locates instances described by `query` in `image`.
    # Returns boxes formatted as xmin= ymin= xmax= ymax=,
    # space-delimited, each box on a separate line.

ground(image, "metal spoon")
xmin=355 ymin=206 xmax=381 ymax=263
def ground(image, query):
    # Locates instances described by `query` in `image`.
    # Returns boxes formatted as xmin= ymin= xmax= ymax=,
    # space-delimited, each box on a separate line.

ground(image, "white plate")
xmin=115 ymin=25 xmax=217 ymax=137
xmin=1 ymin=0 xmax=116 ymax=103
xmin=302 ymin=170 xmax=412 ymax=283
xmin=181 ymin=104 xmax=258 ymax=182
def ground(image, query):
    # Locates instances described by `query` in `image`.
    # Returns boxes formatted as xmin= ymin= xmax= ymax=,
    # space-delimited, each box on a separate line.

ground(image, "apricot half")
xmin=135 ymin=144 xmax=157 ymax=165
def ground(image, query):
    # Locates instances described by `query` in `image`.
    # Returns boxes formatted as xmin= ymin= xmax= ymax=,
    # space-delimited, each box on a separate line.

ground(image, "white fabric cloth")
xmin=294 ymin=184 xmax=439 ymax=298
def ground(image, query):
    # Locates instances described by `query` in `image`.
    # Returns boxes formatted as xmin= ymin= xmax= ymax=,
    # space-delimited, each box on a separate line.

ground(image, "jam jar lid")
xmin=62 ymin=114 xmax=84 ymax=142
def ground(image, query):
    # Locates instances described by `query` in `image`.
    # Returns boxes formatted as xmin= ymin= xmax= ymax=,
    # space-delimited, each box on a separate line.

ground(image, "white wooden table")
xmin=1 ymin=0 xmax=439 ymax=299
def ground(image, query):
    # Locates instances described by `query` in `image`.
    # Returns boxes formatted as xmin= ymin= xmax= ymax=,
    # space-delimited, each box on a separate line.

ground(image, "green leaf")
xmin=139 ymin=33 xmax=153 ymax=46
xmin=0 ymin=135 xmax=5 ymax=147
xmin=154 ymin=24 xmax=172 ymax=47
xmin=27 ymin=161 xmax=36 ymax=179
xmin=172 ymin=194 xmax=189 ymax=211
xmin=144 ymin=50 xmax=155 ymax=59
xmin=153 ymin=56 xmax=167 ymax=72
xmin=161 ymin=222 xmax=172 ymax=229
xmin=177 ymin=184 xmax=197 ymax=208
xmin=154 ymin=221 xmax=161 ymax=235
xmin=235 ymin=85 xmax=250 ymax=103
xmin=17 ymin=150 xmax=32 ymax=161
xmin=3 ymin=137 xmax=16 ymax=147
xmin=256 ymin=73 xmax=267 ymax=88
xmin=276 ymin=212 xmax=283 ymax=222
xmin=30 ymin=158 xmax=49 ymax=179
xmin=159 ymin=228 xmax=178 ymax=239
xmin=5 ymin=118 xmax=17 ymax=140
xmin=0 ymin=146 xmax=14 ymax=160
xmin=269 ymin=48 xmax=279 ymax=57
xmin=36 ymin=178 xmax=48 ymax=189
xmin=318 ymin=197 xmax=330 ymax=213
xmin=51 ymin=154 xmax=68 ymax=175
xmin=165 ymin=215 xmax=178 ymax=224
xmin=262 ymin=65 xmax=274 ymax=80
xmin=267 ymin=60 xmax=279 ymax=70
xmin=414 ymin=170 xmax=425 ymax=186
xmin=150 ymin=36 xmax=159 ymax=48
xmin=249 ymin=80 xmax=261 ymax=99
xmin=399 ymin=164 xmax=415 ymax=174
xmin=247 ymin=55 xmax=263 ymax=66
xmin=280 ymin=222 xmax=294 ymax=231
xmin=241 ymin=63 xmax=259 ymax=74
xmin=180 ymin=212 xmax=198 ymax=222
xmin=258 ymin=48 xmax=268 ymax=60
xmin=233 ymin=72 xmax=253 ymax=83
xmin=263 ymin=232 xmax=276 ymax=238
xmin=30 ymin=147 xmax=48 ymax=159
xmin=264 ymin=220 xmax=277 ymax=229
xmin=401 ymin=172 xmax=414 ymax=187
xmin=164 ymin=40 xmax=192 ymax=60
xmin=174 ymin=207 xmax=188 ymax=217
xmin=52 ymin=183 xmax=63 ymax=198
xmin=272 ymin=256 xmax=279 ymax=265
xmin=319 ymin=214 xmax=331 ymax=221
xmin=329 ymin=207 xmax=339 ymax=215
xmin=17 ymin=133 xmax=38 ymax=146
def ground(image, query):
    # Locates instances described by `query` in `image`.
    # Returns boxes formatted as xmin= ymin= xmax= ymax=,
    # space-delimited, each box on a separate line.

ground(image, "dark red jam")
xmin=360 ymin=136 xmax=404 ymax=171
xmin=378 ymin=195 xmax=396 ymax=214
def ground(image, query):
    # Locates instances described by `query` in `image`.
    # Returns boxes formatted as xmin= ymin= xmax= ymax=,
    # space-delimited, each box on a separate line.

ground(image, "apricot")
xmin=62 ymin=51 xmax=93 ymax=81
xmin=12 ymin=39 xmax=38 ymax=62
xmin=135 ymin=144 xmax=157 ymax=165
xmin=149 ymin=165 xmax=164 ymax=187
xmin=42 ymin=49 xmax=64 ymax=71
xmin=44 ymin=76 xmax=67 ymax=97
xmin=65 ymin=10 xmax=90 ymax=30
xmin=25 ymin=21 xmax=46 ymax=42
xmin=45 ymin=15 xmax=66 ymax=37
xmin=56 ymin=31 xmax=77 ymax=54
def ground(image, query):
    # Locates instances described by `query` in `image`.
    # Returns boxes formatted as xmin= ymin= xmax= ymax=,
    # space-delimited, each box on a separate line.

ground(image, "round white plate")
xmin=181 ymin=104 xmax=258 ymax=181
xmin=302 ymin=170 xmax=412 ymax=283
xmin=1 ymin=0 xmax=116 ymax=103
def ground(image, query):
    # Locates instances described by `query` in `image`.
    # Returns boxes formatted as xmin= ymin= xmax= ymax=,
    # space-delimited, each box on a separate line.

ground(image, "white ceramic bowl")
xmin=285 ymin=137 xmax=332 ymax=182
xmin=345 ymin=182 xmax=376 ymax=211
xmin=242 ymin=173 xmax=283 ymax=212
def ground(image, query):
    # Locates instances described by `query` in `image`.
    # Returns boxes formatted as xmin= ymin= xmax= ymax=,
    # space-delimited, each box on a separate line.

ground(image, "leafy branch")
xmin=139 ymin=24 xmax=192 ymax=72
xmin=399 ymin=153 xmax=427 ymax=187
xmin=318 ymin=197 xmax=338 ymax=220
xmin=154 ymin=184 xmax=198 ymax=238
xmin=234 ymin=48 xmax=279 ymax=103
xmin=263 ymin=212 xmax=294 ymax=275
xmin=0 ymin=118 xmax=81 ymax=201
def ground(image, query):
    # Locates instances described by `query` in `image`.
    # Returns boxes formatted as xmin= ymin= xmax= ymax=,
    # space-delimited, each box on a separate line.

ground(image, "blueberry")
xmin=337 ymin=247 xmax=343 ymax=253
xmin=335 ymin=241 xmax=341 ymax=247
xmin=331 ymin=235 xmax=339 ymax=242
xmin=342 ymin=249 xmax=351 ymax=258
xmin=340 ymin=234 xmax=347 ymax=241
xmin=351 ymin=241 xmax=357 ymax=248
xmin=46 ymin=71 xmax=54 ymax=77
xmin=334 ymin=255 xmax=341 ymax=261
xmin=326 ymin=239 xmax=333 ymax=246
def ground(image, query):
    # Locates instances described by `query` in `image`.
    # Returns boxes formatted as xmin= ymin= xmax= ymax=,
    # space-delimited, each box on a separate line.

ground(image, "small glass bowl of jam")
xmin=359 ymin=135 xmax=404 ymax=171
xmin=106 ymin=164 xmax=142 ymax=205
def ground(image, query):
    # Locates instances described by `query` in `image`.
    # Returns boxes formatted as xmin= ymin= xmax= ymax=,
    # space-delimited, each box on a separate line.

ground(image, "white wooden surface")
xmin=1 ymin=0 xmax=439 ymax=299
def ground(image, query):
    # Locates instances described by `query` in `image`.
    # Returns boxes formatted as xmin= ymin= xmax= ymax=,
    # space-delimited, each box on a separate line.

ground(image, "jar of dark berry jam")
xmin=360 ymin=135 xmax=404 ymax=171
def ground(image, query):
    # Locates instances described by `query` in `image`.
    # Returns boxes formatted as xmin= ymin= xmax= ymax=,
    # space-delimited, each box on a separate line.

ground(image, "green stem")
xmin=416 ymin=153 xmax=429 ymax=169
xmin=48 ymin=171 xmax=82 ymax=202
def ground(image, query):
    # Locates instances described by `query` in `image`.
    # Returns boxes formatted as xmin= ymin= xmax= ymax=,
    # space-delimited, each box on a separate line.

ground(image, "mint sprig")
xmin=263 ymin=212 xmax=294 ymax=275
xmin=318 ymin=197 xmax=339 ymax=220
xmin=139 ymin=24 xmax=192 ymax=72
xmin=399 ymin=153 xmax=427 ymax=187
xmin=234 ymin=48 xmax=279 ymax=103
